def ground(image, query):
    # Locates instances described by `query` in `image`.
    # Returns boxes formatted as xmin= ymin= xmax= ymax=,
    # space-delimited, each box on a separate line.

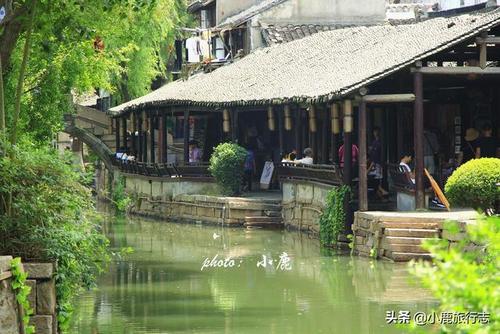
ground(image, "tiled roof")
xmin=261 ymin=23 xmax=352 ymax=46
xmin=217 ymin=0 xmax=290 ymax=28
xmin=110 ymin=9 xmax=500 ymax=115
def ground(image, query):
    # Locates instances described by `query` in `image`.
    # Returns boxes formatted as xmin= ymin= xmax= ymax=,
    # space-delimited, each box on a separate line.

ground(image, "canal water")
xmin=70 ymin=214 xmax=436 ymax=334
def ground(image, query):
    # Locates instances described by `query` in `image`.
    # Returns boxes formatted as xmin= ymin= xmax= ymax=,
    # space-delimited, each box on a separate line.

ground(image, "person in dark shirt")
xmin=475 ymin=123 xmax=500 ymax=158
xmin=458 ymin=128 xmax=479 ymax=165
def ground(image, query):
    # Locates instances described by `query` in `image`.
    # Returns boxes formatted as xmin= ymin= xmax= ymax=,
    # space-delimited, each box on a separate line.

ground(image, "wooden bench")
xmin=276 ymin=162 xmax=344 ymax=186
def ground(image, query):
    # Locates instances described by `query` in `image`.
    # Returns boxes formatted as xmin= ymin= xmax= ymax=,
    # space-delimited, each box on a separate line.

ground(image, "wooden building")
xmin=109 ymin=8 xmax=500 ymax=213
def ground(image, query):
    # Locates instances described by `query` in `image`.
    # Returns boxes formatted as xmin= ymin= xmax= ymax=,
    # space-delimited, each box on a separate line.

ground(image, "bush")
xmin=0 ymin=141 xmax=109 ymax=331
xmin=410 ymin=215 xmax=499 ymax=333
xmin=445 ymin=158 xmax=500 ymax=212
xmin=208 ymin=142 xmax=247 ymax=196
xmin=319 ymin=186 xmax=350 ymax=246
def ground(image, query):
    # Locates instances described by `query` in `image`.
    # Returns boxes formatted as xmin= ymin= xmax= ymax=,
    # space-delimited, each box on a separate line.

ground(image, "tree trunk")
xmin=0 ymin=55 xmax=5 ymax=132
xmin=9 ymin=0 xmax=37 ymax=147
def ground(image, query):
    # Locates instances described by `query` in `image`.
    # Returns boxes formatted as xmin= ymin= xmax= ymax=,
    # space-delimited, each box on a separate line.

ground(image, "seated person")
xmin=399 ymin=152 xmax=415 ymax=184
xmin=294 ymin=148 xmax=313 ymax=165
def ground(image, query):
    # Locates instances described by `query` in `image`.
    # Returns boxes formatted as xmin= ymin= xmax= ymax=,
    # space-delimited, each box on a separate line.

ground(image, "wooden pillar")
xmin=122 ymin=117 xmax=128 ymax=151
xmin=343 ymin=99 xmax=353 ymax=231
xmin=278 ymin=106 xmax=284 ymax=156
xmin=331 ymin=103 xmax=340 ymax=163
xmin=150 ymin=115 xmax=155 ymax=163
xmin=159 ymin=113 xmax=166 ymax=163
xmin=414 ymin=70 xmax=425 ymax=209
xmin=142 ymin=111 xmax=148 ymax=163
xmin=479 ymin=32 xmax=487 ymax=69
xmin=231 ymin=109 xmax=239 ymax=142
xmin=295 ymin=106 xmax=302 ymax=159
xmin=137 ymin=112 xmax=143 ymax=162
xmin=343 ymin=100 xmax=353 ymax=186
xmin=321 ymin=105 xmax=328 ymax=164
xmin=358 ymin=100 xmax=368 ymax=212
xmin=184 ymin=109 xmax=190 ymax=164
xmin=115 ymin=118 xmax=120 ymax=151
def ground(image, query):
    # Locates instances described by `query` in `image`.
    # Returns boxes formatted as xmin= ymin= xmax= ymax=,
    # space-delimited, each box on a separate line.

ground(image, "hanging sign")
xmin=260 ymin=161 xmax=275 ymax=190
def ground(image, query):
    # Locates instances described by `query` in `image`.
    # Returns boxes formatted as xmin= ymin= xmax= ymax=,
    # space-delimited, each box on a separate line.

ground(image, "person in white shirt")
xmin=295 ymin=148 xmax=314 ymax=165
xmin=399 ymin=152 xmax=415 ymax=184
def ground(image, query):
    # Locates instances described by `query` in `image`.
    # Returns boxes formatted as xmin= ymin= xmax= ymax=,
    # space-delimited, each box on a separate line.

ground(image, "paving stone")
xmin=36 ymin=280 xmax=56 ymax=315
xmin=29 ymin=315 xmax=53 ymax=334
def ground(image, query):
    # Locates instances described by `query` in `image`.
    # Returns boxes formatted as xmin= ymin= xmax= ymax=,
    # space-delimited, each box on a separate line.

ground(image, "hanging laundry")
xmin=186 ymin=36 xmax=202 ymax=63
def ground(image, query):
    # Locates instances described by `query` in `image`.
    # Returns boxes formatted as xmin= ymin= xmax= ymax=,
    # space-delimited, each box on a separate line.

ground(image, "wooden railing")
xmin=276 ymin=162 xmax=344 ymax=186
xmin=113 ymin=159 xmax=212 ymax=179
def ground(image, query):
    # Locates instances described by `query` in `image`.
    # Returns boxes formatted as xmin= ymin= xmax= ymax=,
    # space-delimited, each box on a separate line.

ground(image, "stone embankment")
xmin=0 ymin=256 xmax=58 ymax=334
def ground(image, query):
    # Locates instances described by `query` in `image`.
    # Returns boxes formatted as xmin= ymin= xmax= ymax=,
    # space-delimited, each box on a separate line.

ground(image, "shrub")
xmin=112 ymin=176 xmax=131 ymax=213
xmin=410 ymin=215 xmax=499 ymax=333
xmin=445 ymin=158 xmax=500 ymax=212
xmin=0 ymin=140 xmax=109 ymax=330
xmin=319 ymin=186 xmax=350 ymax=246
xmin=208 ymin=142 xmax=247 ymax=196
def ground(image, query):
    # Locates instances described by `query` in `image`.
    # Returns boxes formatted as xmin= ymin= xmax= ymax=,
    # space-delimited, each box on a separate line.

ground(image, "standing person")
xmin=458 ymin=128 xmax=479 ymax=165
xmin=243 ymin=144 xmax=256 ymax=191
xmin=475 ymin=123 xmax=500 ymax=158
xmin=188 ymin=140 xmax=202 ymax=163
xmin=399 ymin=152 xmax=415 ymax=185
xmin=338 ymin=142 xmax=359 ymax=168
xmin=294 ymin=148 xmax=313 ymax=165
xmin=368 ymin=127 xmax=389 ymax=197
xmin=423 ymin=129 xmax=440 ymax=175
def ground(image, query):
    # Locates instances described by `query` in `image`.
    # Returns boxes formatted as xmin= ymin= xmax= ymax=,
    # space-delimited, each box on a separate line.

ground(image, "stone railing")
xmin=0 ymin=256 xmax=57 ymax=334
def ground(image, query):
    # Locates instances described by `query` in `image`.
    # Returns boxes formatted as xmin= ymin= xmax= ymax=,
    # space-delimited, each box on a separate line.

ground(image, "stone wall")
xmin=281 ymin=180 xmax=333 ymax=237
xmin=0 ymin=256 xmax=20 ymax=334
xmin=132 ymin=193 xmax=282 ymax=226
xmin=0 ymin=258 xmax=57 ymax=334
xmin=122 ymin=173 xmax=219 ymax=201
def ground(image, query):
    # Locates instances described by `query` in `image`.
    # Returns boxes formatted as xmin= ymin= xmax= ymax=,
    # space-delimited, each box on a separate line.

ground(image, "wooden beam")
xmin=411 ymin=66 xmax=500 ymax=75
xmin=122 ymin=117 xmax=128 ymax=151
xmin=362 ymin=94 xmax=415 ymax=104
xmin=159 ymin=114 xmax=166 ymax=163
xmin=414 ymin=70 xmax=425 ymax=210
xmin=150 ymin=115 xmax=155 ymax=163
xmin=358 ymin=100 xmax=368 ymax=212
xmin=137 ymin=112 xmax=143 ymax=162
xmin=115 ymin=118 xmax=120 ymax=151
xmin=475 ymin=36 xmax=500 ymax=44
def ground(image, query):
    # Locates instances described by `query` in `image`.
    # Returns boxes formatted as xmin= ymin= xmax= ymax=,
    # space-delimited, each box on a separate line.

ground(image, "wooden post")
xmin=137 ymin=112 xmax=143 ymax=162
xmin=184 ymin=109 xmax=190 ymax=164
xmin=159 ymin=113 xmax=165 ymax=163
xmin=122 ymin=116 xmax=128 ymax=151
xmin=479 ymin=32 xmax=488 ymax=69
xmin=115 ymin=118 xmax=121 ymax=152
xmin=231 ymin=109 xmax=239 ymax=142
xmin=321 ymin=105 xmax=328 ymax=164
xmin=414 ymin=69 xmax=425 ymax=209
xmin=358 ymin=100 xmax=368 ymax=211
xmin=150 ymin=115 xmax=155 ymax=163
xmin=278 ymin=106 xmax=284 ymax=156
xmin=343 ymin=100 xmax=353 ymax=186
xmin=331 ymin=103 xmax=340 ymax=163
xmin=142 ymin=111 xmax=148 ymax=162
xmin=295 ymin=106 xmax=302 ymax=159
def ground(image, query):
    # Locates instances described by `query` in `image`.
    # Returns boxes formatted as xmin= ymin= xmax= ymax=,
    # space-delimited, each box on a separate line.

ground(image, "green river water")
xmin=69 ymin=214 xmax=436 ymax=334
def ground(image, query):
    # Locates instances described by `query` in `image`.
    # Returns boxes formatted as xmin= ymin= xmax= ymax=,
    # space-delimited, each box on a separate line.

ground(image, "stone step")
xmin=389 ymin=252 xmax=433 ymax=262
xmin=380 ymin=221 xmax=439 ymax=229
xmin=384 ymin=228 xmax=439 ymax=238
xmin=244 ymin=216 xmax=283 ymax=228
xmin=263 ymin=210 xmax=282 ymax=217
xmin=383 ymin=243 xmax=428 ymax=254
xmin=382 ymin=236 xmax=426 ymax=245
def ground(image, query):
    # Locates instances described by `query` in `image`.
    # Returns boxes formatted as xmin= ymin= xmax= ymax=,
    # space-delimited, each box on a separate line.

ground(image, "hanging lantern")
xmin=267 ymin=106 xmax=275 ymax=131
xmin=343 ymin=100 xmax=353 ymax=133
xmin=222 ymin=109 xmax=231 ymax=133
xmin=330 ymin=103 xmax=340 ymax=134
xmin=284 ymin=104 xmax=292 ymax=131
xmin=308 ymin=105 xmax=317 ymax=133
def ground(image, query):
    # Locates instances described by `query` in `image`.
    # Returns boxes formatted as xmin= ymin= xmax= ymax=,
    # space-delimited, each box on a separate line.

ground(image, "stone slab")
xmin=37 ymin=280 xmax=56 ymax=315
xmin=29 ymin=315 xmax=53 ymax=334
xmin=0 ymin=279 xmax=19 ymax=334
xmin=0 ymin=256 xmax=13 ymax=273
xmin=24 ymin=263 xmax=54 ymax=279
xmin=26 ymin=279 xmax=37 ymax=314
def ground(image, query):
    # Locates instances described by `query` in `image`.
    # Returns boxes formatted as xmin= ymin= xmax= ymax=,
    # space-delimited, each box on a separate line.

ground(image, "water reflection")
xmin=70 ymin=215 xmax=436 ymax=334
